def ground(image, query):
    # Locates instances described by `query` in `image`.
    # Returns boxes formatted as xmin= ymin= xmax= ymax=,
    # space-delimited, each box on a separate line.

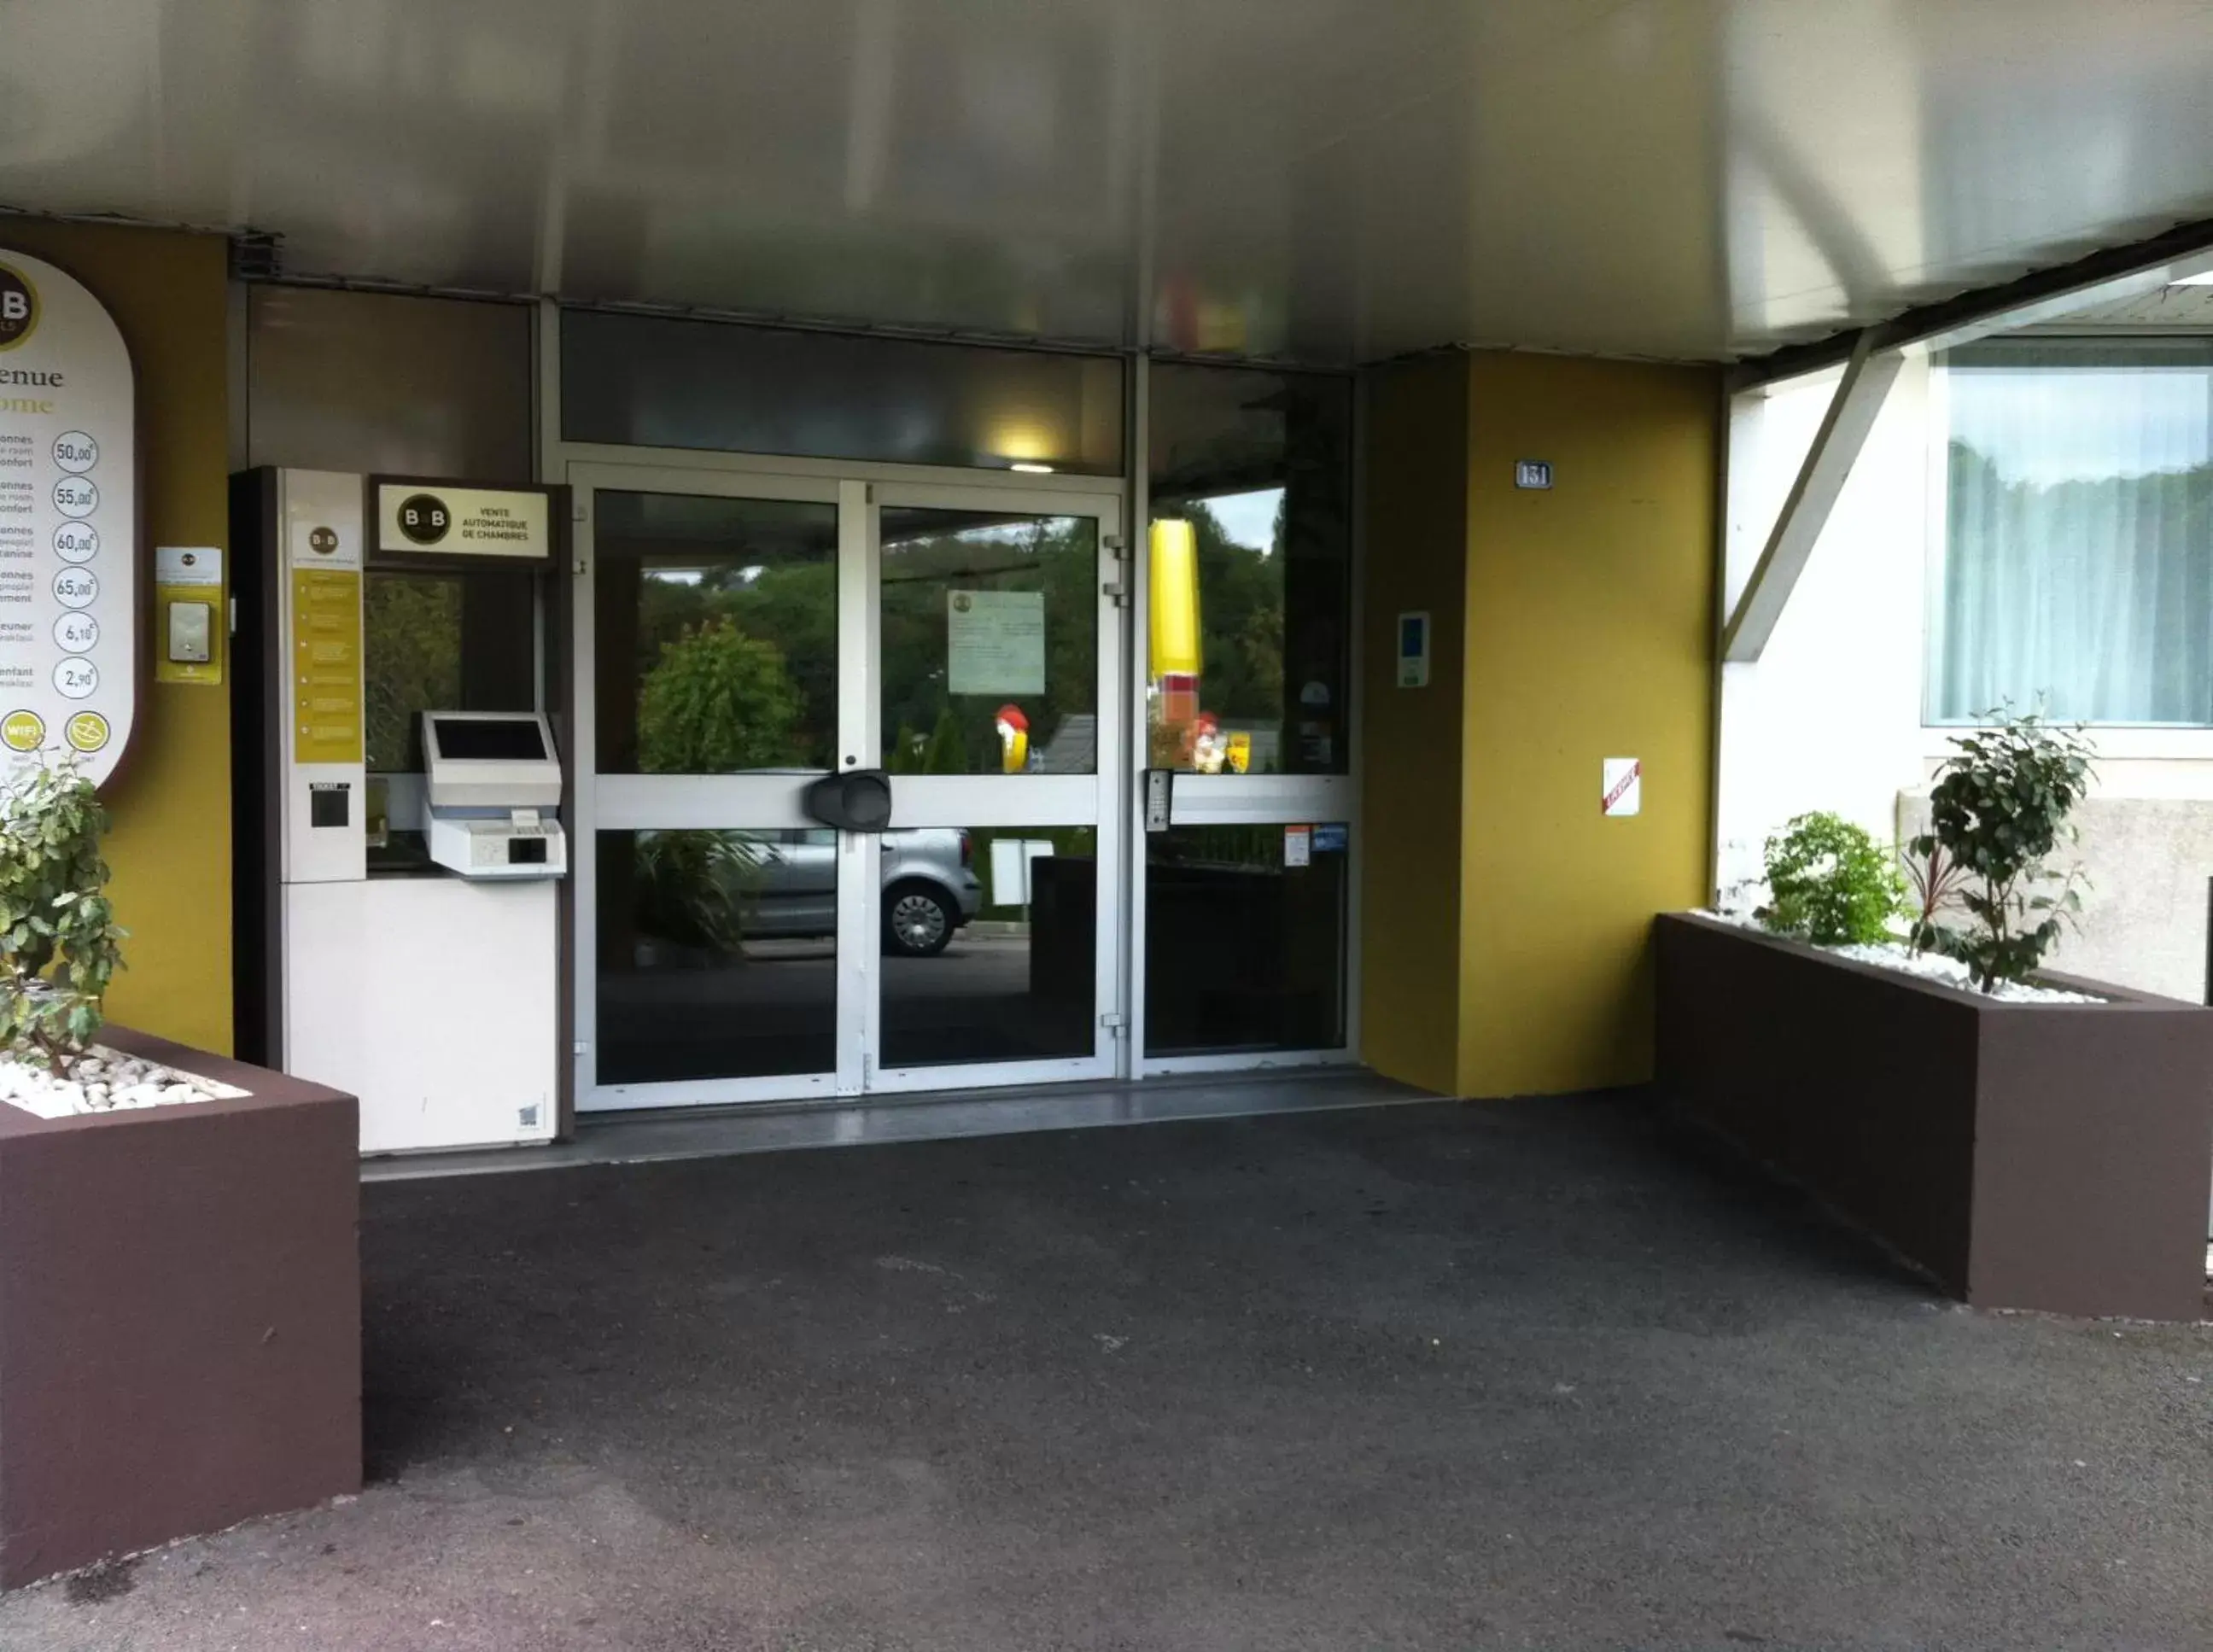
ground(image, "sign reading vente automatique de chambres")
xmin=0 ymin=249 xmax=136 ymax=789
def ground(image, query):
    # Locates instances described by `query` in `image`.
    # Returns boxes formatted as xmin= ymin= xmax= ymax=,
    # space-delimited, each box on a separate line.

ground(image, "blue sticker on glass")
xmin=1312 ymin=823 xmax=1348 ymax=854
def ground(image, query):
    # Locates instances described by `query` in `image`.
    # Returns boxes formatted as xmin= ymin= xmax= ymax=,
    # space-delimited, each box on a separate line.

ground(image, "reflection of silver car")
xmin=748 ymin=827 xmax=983 ymax=957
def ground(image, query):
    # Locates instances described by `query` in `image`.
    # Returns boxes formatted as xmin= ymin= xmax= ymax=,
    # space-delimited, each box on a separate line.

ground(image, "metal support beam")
xmin=1721 ymin=330 xmax=1902 ymax=663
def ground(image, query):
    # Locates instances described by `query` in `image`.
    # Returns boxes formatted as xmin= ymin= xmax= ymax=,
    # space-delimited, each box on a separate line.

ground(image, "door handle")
xmin=803 ymin=769 xmax=893 ymax=833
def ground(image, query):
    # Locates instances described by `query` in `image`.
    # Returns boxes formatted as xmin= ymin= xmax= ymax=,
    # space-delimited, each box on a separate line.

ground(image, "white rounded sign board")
xmin=0 ymin=249 xmax=135 ymax=789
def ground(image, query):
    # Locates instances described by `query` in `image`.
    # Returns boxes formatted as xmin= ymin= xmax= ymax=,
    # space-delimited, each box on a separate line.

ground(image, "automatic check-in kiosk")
xmin=422 ymin=713 xmax=569 ymax=879
xmin=231 ymin=470 xmax=569 ymax=1154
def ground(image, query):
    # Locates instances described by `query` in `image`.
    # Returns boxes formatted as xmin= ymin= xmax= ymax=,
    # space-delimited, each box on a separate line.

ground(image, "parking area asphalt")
xmin=3 ymin=1093 xmax=2210 ymax=1650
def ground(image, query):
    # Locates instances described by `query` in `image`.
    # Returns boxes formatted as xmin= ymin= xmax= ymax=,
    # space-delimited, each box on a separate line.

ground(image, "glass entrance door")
xmin=866 ymin=482 xmax=1123 ymax=1092
xmin=571 ymin=461 xmax=1123 ymax=1111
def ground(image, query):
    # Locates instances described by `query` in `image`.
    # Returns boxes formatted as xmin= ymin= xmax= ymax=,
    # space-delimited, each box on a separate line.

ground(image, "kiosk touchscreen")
xmin=231 ymin=470 xmax=569 ymax=1156
xmin=421 ymin=712 xmax=569 ymax=879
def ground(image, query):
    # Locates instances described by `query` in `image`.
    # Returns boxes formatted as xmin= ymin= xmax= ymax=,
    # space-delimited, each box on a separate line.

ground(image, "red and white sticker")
xmin=1602 ymin=758 xmax=1641 ymax=818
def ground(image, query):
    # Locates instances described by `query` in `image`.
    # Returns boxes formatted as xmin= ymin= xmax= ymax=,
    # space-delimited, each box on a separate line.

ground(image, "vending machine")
xmin=231 ymin=470 xmax=570 ymax=1154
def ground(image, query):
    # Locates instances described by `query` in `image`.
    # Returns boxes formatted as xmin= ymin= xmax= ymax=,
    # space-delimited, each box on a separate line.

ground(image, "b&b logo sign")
xmin=397 ymin=493 xmax=451 ymax=546
xmin=0 ymin=263 xmax=36 ymax=351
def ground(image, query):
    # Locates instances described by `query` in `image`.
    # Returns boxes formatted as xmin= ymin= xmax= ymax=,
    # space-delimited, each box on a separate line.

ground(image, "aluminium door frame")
xmin=1125 ymin=353 xmax=1365 ymax=1078
xmin=533 ymin=311 xmax=1364 ymax=1109
xmin=565 ymin=460 xmax=856 ymax=1112
xmin=863 ymin=474 xmax=1128 ymax=1096
xmin=561 ymin=453 xmax=1128 ymax=1112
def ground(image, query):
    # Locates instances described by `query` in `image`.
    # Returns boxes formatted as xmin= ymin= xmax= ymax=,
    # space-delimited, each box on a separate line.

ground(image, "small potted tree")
xmin=0 ymin=759 xmax=362 ymax=1589
xmin=1656 ymin=714 xmax=2213 ymax=1321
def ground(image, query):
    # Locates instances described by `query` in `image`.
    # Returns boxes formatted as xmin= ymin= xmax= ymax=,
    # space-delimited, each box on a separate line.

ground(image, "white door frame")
xmin=565 ymin=454 xmax=1124 ymax=1112
xmin=569 ymin=461 xmax=850 ymax=1111
xmin=866 ymin=476 xmax=1126 ymax=1096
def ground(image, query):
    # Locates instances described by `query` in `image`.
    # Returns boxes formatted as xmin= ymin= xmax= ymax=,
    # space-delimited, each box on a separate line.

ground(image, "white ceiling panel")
xmin=4 ymin=0 xmax=2213 ymax=364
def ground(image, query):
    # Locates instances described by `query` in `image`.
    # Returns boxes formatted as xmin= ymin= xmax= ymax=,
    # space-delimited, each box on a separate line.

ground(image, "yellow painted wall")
xmin=0 ymin=219 xmax=233 ymax=1053
xmin=1358 ymin=355 xmax=1469 ymax=1095
xmin=1359 ymin=351 xmax=1719 ymax=1099
xmin=1457 ymin=352 xmax=1718 ymax=1095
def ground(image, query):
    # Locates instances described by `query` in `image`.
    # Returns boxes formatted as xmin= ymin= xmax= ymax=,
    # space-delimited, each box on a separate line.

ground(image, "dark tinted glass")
xmin=880 ymin=826 xmax=1095 ymax=1068
xmin=879 ymin=507 xmax=1097 ymax=776
xmin=593 ymin=491 xmax=839 ymax=774
xmin=247 ymin=287 xmax=533 ymax=480
xmin=431 ymin=719 xmax=546 ymax=761
xmin=596 ymin=829 xmax=838 ymax=1083
xmin=563 ymin=311 xmax=1124 ymax=476
xmin=1145 ymin=823 xmax=1348 ymax=1054
xmin=363 ymin=567 xmax=537 ymax=773
xmin=1147 ymin=364 xmax=1353 ymax=774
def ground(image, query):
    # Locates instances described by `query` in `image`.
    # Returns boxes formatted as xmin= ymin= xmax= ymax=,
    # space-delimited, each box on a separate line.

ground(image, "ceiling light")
xmin=1009 ymin=461 xmax=1055 ymax=475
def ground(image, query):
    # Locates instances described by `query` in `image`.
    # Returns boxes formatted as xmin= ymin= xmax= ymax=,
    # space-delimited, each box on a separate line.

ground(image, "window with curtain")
xmin=1932 ymin=340 xmax=2213 ymax=724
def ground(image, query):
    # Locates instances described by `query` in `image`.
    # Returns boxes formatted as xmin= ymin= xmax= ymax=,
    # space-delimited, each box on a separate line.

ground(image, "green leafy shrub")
xmin=0 ymin=758 xmax=127 ymax=1074
xmin=637 ymin=618 xmax=803 ymax=774
xmin=1911 ymin=711 xmax=2093 ymax=992
xmin=1756 ymin=811 xmax=1906 ymax=945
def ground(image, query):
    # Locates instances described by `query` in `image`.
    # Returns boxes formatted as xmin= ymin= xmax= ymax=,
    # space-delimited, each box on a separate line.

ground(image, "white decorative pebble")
xmin=1697 ymin=911 xmax=2105 ymax=1004
xmin=0 ymin=1044 xmax=245 ymax=1120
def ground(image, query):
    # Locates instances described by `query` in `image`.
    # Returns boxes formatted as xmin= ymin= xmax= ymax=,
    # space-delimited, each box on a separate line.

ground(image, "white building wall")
xmin=1720 ymin=348 xmax=2213 ymax=1003
xmin=1716 ymin=354 xmax=1933 ymax=905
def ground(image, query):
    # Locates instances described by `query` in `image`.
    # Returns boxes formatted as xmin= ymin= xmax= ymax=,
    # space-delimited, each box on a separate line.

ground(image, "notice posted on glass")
xmin=947 ymin=589 xmax=1046 ymax=697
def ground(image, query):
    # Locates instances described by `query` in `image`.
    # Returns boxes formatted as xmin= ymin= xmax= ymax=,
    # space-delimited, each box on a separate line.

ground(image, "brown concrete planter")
xmin=0 ymin=1026 xmax=360 ymax=1588
xmin=1655 ymin=912 xmax=2213 ymax=1321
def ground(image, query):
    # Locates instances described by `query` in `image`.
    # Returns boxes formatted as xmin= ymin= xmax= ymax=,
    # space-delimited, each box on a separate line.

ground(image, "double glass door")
xmin=572 ymin=462 xmax=1124 ymax=1110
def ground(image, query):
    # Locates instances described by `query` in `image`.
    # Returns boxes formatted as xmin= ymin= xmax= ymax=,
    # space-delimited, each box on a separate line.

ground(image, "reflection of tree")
xmin=1180 ymin=499 xmax=1285 ymax=728
xmin=716 ymin=562 xmax=838 ymax=762
xmin=627 ymin=518 xmax=1101 ymax=777
xmin=888 ymin=708 xmax=967 ymax=774
xmin=633 ymin=829 xmax=772 ymax=957
xmin=1235 ymin=601 xmax=1285 ymax=715
xmin=637 ymin=618 xmax=803 ymax=773
xmin=635 ymin=562 xmax=837 ymax=768
xmin=363 ymin=573 xmax=461 ymax=771
xmin=876 ymin=520 xmax=1095 ymax=773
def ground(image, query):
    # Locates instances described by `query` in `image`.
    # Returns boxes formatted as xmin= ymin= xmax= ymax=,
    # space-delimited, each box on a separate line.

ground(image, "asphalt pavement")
xmin=3 ymin=1095 xmax=2211 ymax=1649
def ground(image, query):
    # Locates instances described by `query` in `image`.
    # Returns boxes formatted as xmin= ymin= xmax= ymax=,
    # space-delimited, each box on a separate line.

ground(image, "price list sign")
xmin=0 ymin=249 xmax=135 ymax=788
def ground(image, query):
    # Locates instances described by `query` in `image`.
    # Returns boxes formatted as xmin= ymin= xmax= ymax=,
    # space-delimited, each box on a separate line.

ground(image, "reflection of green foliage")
xmin=624 ymin=517 xmax=1101 ymax=776
xmin=364 ymin=573 xmax=461 ymax=771
xmin=876 ymin=520 xmax=1095 ymax=773
xmin=885 ymin=709 xmax=974 ymax=774
xmin=718 ymin=562 xmax=838 ymax=762
xmin=1180 ymin=500 xmax=1284 ymax=727
xmin=920 ymin=708 xmax=966 ymax=774
xmin=634 ymin=562 xmax=838 ymax=769
xmin=1153 ymin=823 xmax=1297 ymax=873
xmin=1236 ymin=600 xmax=1284 ymax=715
xmin=634 ymin=831 xmax=770 ymax=955
xmin=637 ymin=619 xmax=803 ymax=773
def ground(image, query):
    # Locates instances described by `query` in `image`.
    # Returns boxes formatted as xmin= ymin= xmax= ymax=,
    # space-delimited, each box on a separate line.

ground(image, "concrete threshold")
xmin=360 ymin=1065 xmax=1438 ymax=1182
